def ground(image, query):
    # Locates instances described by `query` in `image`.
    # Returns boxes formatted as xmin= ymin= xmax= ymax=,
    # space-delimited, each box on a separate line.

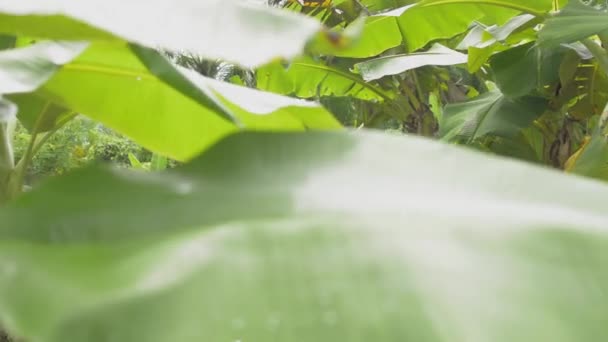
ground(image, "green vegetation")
xmin=2 ymin=0 xmax=608 ymax=341
xmin=13 ymin=118 xmax=156 ymax=183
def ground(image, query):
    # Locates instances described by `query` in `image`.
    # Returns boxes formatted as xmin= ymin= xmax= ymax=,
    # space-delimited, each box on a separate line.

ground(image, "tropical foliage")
xmin=277 ymin=0 xmax=608 ymax=174
xmin=12 ymin=118 xmax=161 ymax=183
xmin=2 ymin=0 xmax=608 ymax=341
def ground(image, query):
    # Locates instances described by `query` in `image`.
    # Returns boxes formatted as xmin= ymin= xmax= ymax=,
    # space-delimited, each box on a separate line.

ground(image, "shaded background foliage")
xmin=13 ymin=118 xmax=154 ymax=182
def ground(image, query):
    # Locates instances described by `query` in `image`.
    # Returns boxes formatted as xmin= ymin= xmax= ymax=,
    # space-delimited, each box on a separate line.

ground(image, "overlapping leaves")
xmin=440 ymin=89 xmax=548 ymax=142
xmin=0 ymin=42 xmax=340 ymax=161
xmin=0 ymin=0 xmax=324 ymax=67
xmin=539 ymin=0 xmax=608 ymax=47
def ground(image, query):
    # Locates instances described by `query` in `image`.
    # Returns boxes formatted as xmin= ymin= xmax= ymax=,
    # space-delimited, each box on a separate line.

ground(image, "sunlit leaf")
xmin=0 ymin=0 xmax=322 ymax=67
xmin=330 ymin=16 xmax=403 ymax=58
xmin=257 ymin=57 xmax=390 ymax=101
xmin=8 ymin=41 xmax=340 ymax=161
xmin=0 ymin=41 xmax=86 ymax=94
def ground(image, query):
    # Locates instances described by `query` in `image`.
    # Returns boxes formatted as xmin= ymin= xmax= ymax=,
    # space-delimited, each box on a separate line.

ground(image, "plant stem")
xmin=9 ymin=102 xmax=55 ymax=198
xmin=0 ymin=137 xmax=14 ymax=204
xmin=11 ymin=133 xmax=39 ymax=198
xmin=410 ymin=70 xmax=425 ymax=108
xmin=10 ymin=111 xmax=78 ymax=199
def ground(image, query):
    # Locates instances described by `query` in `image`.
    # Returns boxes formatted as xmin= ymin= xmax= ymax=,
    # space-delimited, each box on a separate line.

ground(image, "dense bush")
xmin=13 ymin=117 xmax=154 ymax=182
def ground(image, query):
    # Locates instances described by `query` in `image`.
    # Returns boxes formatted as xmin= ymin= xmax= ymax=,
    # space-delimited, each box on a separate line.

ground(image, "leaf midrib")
xmin=62 ymin=63 xmax=155 ymax=81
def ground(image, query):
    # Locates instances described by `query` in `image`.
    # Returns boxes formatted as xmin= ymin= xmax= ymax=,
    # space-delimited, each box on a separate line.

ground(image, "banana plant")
xmin=0 ymin=0 xmax=347 ymax=201
xmin=455 ymin=0 xmax=608 ymax=172
xmin=2 ymin=1 xmax=608 ymax=341
xmin=264 ymin=0 xmax=561 ymax=139
xmin=272 ymin=0 xmax=608 ymax=173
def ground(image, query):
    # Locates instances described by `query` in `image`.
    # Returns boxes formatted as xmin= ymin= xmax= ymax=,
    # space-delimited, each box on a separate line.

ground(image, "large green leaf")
xmin=0 ymin=0 xmax=322 ymax=67
xmin=538 ymin=0 xmax=608 ymax=47
xmin=0 ymin=41 xmax=86 ymax=94
xmin=440 ymin=90 xmax=548 ymax=142
xmin=367 ymin=3 xmax=491 ymax=53
xmin=331 ymin=15 xmax=403 ymax=58
xmin=0 ymin=42 xmax=85 ymax=133
xmin=457 ymin=14 xmax=537 ymax=50
xmin=456 ymin=14 xmax=539 ymax=72
xmin=417 ymin=0 xmax=557 ymax=16
xmin=8 ymin=41 xmax=340 ymax=160
xmin=566 ymin=131 xmax=608 ymax=180
xmin=406 ymin=3 xmax=511 ymax=48
xmin=257 ymin=57 xmax=390 ymax=101
xmin=313 ymin=0 xmax=554 ymax=59
xmin=329 ymin=3 xmax=499 ymax=58
xmin=355 ymin=44 xmax=467 ymax=81
xmin=7 ymin=93 xmax=72 ymax=133
xmin=2 ymin=131 xmax=608 ymax=341
xmin=490 ymin=42 xmax=567 ymax=98
xmin=484 ymin=13 xmax=538 ymax=42
xmin=359 ymin=0 xmax=411 ymax=12
xmin=377 ymin=0 xmax=553 ymax=53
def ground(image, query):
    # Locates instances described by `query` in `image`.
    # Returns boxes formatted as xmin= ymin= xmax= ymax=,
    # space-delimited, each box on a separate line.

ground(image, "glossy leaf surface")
xmin=0 ymin=0 xmax=322 ymax=67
